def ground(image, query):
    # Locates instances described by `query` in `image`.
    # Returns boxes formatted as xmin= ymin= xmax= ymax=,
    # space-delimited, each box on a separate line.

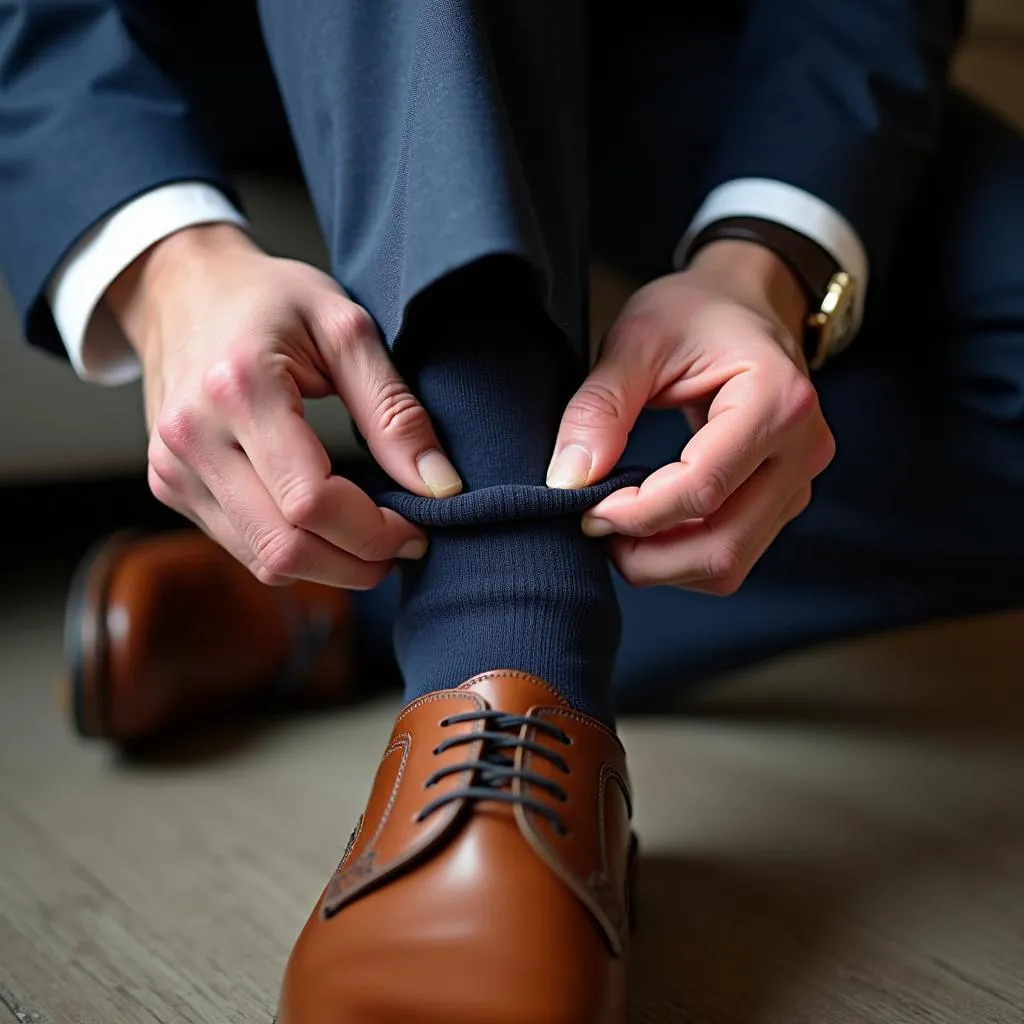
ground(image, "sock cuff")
xmin=375 ymin=467 xmax=649 ymax=528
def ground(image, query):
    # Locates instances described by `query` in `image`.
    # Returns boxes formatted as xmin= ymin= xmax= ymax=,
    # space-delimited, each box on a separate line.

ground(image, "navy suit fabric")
xmin=1 ymin=0 xmax=965 ymax=354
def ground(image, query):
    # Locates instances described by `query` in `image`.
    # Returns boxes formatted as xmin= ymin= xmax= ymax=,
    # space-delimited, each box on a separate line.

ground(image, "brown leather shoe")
xmin=63 ymin=530 xmax=354 ymax=743
xmin=278 ymin=670 xmax=635 ymax=1024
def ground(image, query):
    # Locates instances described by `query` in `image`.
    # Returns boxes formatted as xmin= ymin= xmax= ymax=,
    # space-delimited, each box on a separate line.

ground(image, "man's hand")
xmin=108 ymin=224 xmax=462 ymax=588
xmin=547 ymin=240 xmax=835 ymax=594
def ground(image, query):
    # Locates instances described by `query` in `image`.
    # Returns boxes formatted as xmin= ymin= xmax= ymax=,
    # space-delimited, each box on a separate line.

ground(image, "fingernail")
xmin=417 ymin=450 xmax=463 ymax=498
xmin=546 ymin=444 xmax=592 ymax=489
xmin=581 ymin=515 xmax=615 ymax=538
xmin=397 ymin=538 xmax=429 ymax=560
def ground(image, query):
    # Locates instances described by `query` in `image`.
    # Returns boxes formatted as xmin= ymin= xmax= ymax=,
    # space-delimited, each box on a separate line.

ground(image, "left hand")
xmin=546 ymin=240 xmax=836 ymax=594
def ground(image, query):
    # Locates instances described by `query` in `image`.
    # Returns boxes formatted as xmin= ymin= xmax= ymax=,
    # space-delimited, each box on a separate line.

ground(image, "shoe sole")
xmin=62 ymin=530 xmax=140 ymax=739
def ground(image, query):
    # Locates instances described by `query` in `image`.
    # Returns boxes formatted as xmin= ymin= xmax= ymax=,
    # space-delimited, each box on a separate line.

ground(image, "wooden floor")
xmin=1 ymin=570 xmax=1022 ymax=1024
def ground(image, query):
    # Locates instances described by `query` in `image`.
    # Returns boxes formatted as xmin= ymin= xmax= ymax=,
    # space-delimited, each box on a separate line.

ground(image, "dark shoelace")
xmin=415 ymin=710 xmax=572 ymax=835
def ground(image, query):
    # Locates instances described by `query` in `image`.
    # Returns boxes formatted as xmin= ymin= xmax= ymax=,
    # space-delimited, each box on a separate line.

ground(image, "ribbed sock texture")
xmin=382 ymin=264 xmax=644 ymax=724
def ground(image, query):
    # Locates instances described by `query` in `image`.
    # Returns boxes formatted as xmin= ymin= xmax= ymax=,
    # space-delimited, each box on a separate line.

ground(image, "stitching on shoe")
xmin=361 ymin=734 xmax=411 ymax=854
xmin=332 ymin=698 xmax=479 ymax=885
xmin=451 ymin=675 xmax=623 ymax=746
xmin=532 ymin=704 xmax=624 ymax=747
xmin=338 ymin=814 xmax=365 ymax=872
xmin=394 ymin=689 xmax=483 ymax=724
xmin=321 ymin=713 xmax=486 ymax=918
xmin=455 ymin=670 xmax=569 ymax=705
xmin=513 ymin=751 xmax=626 ymax=956
xmin=589 ymin=761 xmax=632 ymax=938
xmin=328 ymin=735 xmax=410 ymax=900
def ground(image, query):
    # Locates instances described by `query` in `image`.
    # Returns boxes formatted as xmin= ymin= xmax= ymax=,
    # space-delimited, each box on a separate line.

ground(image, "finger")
xmin=147 ymin=437 xmax=214 ymax=527
xmin=547 ymin=334 xmax=657 ymax=489
xmin=147 ymin=463 xmax=204 ymax=529
xmin=314 ymin=303 xmax=463 ymax=498
xmin=584 ymin=368 xmax=817 ymax=535
xmin=148 ymin=447 xmax=293 ymax=584
xmin=673 ymin=485 xmax=811 ymax=596
xmin=608 ymin=462 xmax=811 ymax=592
xmin=197 ymin=446 xmax=394 ymax=590
xmin=193 ymin=501 xmax=294 ymax=587
xmin=222 ymin=376 xmax=429 ymax=562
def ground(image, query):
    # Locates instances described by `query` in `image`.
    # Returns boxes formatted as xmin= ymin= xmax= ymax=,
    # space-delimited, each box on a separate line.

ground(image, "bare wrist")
xmin=105 ymin=223 xmax=258 ymax=360
xmin=687 ymin=239 xmax=809 ymax=344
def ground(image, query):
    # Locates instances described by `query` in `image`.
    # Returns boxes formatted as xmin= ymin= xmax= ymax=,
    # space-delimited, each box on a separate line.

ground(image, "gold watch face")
xmin=807 ymin=272 xmax=857 ymax=369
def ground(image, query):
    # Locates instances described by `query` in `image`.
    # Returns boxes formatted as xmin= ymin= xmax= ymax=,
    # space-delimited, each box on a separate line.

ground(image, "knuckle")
xmin=201 ymin=355 xmax=256 ymax=413
xmin=606 ymin=311 xmax=663 ymax=357
xmin=567 ymin=379 xmax=626 ymax=432
xmin=147 ymin=438 xmax=180 ymax=484
xmin=704 ymin=537 xmax=747 ymax=583
xmin=349 ymin=530 xmax=398 ymax=564
xmin=252 ymin=528 xmax=308 ymax=579
xmin=617 ymin=507 xmax=661 ymax=539
xmin=279 ymin=481 xmax=324 ymax=529
xmin=778 ymin=375 xmax=820 ymax=432
xmin=690 ymin=462 xmax=732 ymax=518
xmin=618 ymin=556 xmax=659 ymax=589
xmin=371 ymin=382 xmax=432 ymax=442
xmin=317 ymin=299 xmax=375 ymax=350
xmin=155 ymin=404 xmax=202 ymax=459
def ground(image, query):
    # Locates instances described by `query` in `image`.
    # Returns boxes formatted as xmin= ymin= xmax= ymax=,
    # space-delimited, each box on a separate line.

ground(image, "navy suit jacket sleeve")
xmin=0 ymin=1 xmax=232 ymax=357
xmin=704 ymin=0 xmax=966 ymax=283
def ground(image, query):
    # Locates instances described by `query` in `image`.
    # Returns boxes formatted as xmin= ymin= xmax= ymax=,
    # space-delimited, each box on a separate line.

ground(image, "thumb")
xmin=324 ymin=304 xmax=463 ymax=498
xmin=547 ymin=343 xmax=653 ymax=489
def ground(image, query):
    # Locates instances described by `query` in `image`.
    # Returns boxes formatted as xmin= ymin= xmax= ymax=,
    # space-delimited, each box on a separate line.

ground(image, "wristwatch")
xmin=685 ymin=215 xmax=859 ymax=370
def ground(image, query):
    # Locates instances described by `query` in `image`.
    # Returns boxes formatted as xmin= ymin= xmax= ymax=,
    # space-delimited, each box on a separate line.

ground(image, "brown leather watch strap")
xmin=685 ymin=215 xmax=840 ymax=312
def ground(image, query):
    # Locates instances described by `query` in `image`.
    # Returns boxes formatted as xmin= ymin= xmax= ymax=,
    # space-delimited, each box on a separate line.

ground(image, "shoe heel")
xmin=63 ymin=530 xmax=139 ymax=739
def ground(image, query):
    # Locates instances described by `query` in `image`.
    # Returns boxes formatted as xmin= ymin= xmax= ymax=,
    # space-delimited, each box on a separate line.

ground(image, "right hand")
xmin=107 ymin=223 xmax=462 ymax=588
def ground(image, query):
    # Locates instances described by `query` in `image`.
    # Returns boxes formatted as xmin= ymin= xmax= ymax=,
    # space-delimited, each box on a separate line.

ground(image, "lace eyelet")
xmin=432 ymin=746 xmax=442 ymax=756
xmin=438 ymin=717 xmax=451 ymax=728
xmin=562 ymin=735 xmax=574 ymax=746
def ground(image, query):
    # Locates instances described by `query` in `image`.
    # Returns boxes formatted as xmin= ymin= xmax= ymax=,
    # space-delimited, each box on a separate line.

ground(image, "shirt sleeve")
xmin=46 ymin=182 xmax=247 ymax=385
xmin=674 ymin=177 xmax=869 ymax=340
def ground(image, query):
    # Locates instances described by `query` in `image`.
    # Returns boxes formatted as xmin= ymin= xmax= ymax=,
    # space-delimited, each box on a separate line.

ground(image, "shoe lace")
xmin=415 ymin=710 xmax=572 ymax=835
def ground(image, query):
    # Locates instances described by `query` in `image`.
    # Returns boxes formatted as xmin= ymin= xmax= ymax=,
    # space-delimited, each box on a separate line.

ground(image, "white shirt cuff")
xmin=674 ymin=178 xmax=869 ymax=344
xmin=46 ymin=182 xmax=248 ymax=385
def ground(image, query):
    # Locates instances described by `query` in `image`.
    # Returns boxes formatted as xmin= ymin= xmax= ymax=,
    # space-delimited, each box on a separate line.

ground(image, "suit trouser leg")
xmin=602 ymin=92 xmax=1024 ymax=707
xmin=255 ymin=0 xmax=589 ymax=354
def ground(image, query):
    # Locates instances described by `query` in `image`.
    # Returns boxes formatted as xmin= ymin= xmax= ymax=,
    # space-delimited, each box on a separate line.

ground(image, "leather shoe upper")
xmin=278 ymin=670 xmax=633 ymax=1024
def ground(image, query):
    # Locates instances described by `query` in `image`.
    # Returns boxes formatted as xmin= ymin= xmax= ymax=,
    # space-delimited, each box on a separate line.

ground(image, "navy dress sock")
xmin=379 ymin=263 xmax=644 ymax=724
